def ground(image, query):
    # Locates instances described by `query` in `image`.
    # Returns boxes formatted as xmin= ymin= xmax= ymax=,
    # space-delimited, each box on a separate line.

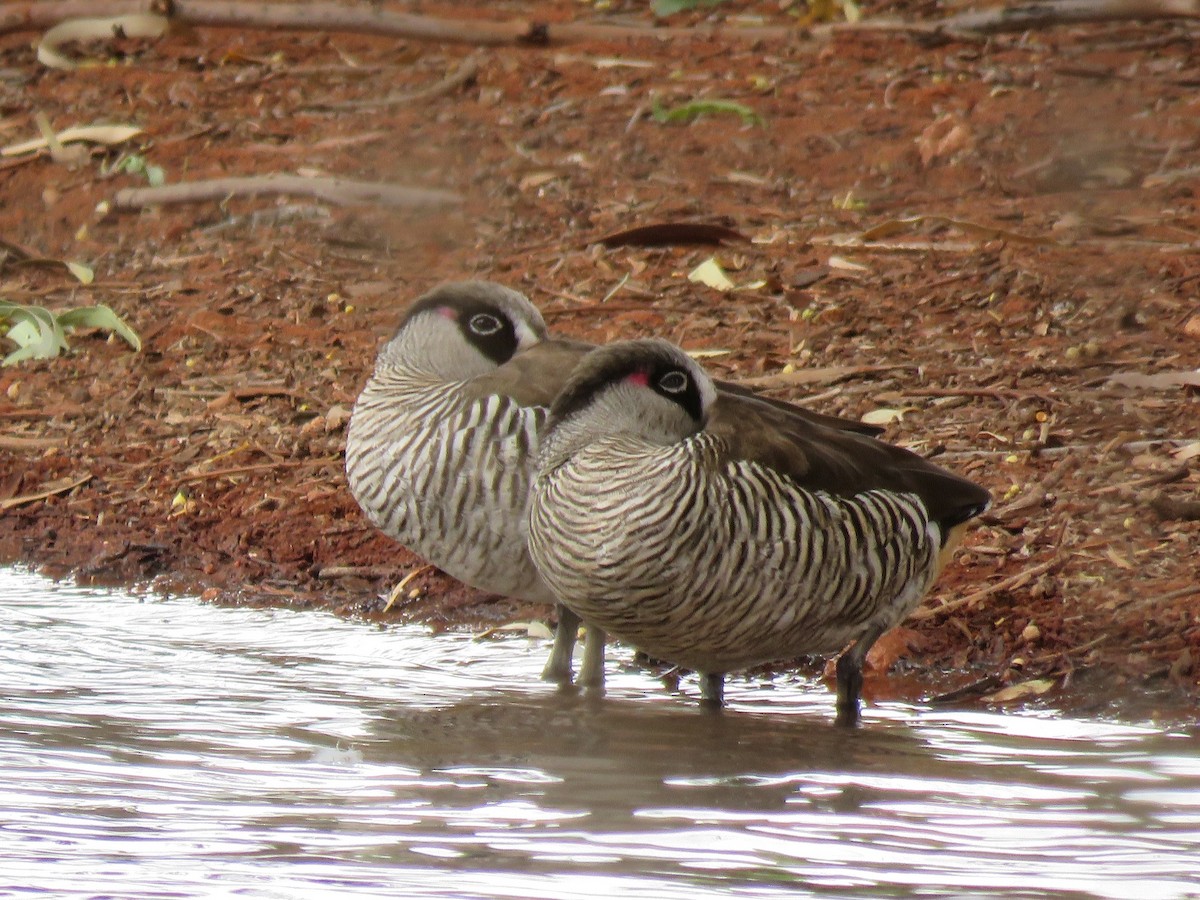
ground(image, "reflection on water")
xmin=1 ymin=567 xmax=1198 ymax=899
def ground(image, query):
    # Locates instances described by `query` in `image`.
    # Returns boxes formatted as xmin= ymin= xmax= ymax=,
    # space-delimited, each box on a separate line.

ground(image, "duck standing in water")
xmin=527 ymin=339 xmax=991 ymax=725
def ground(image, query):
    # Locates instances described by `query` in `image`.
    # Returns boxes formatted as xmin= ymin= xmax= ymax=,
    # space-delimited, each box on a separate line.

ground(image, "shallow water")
xmin=1 ymin=567 xmax=1198 ymax=899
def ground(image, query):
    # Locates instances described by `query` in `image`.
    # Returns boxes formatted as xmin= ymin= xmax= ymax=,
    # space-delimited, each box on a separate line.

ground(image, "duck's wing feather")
xmin=707 ymin=393 xmax=990 ymax=529
xmin=463 ymin=339 xmax=593 ymax=408
xmin=469 ymin=337 xmax=883 ymax=439
xmin=712 ymin=378 xmax=882 ymax=437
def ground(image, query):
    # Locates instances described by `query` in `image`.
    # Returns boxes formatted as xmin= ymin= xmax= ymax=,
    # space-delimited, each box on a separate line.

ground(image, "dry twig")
xmin=114 ymin=174 xmax=462 ymax=210
xmin=911 ymin=555 xmax=1065 ymax=621
xmin=317 ymin=564 xmax=413 ymax=580
xmin=0 ymin=473 xmax=91 ymax=510
xmin=316 ymin=55 xmax=480 ymax=111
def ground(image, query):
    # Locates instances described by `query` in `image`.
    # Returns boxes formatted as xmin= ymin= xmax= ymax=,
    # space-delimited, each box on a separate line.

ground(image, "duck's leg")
xmin=699 ymin=672 xmax=725 ymax=709
xmin=834 ymin=624 xmax=887 ymax=727
xmin=540 ymin=602 xmax=580 ymax=685
xmin=577 ymin=625 xmax=607 ymax=690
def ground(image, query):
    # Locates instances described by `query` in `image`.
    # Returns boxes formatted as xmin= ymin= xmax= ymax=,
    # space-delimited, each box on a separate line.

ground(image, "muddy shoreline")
xmin=2 ymin=3 xmax=1197 ymax=712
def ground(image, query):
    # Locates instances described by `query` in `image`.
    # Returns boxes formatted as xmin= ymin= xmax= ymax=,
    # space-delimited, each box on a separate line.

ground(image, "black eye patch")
xmin=650 ymin=363 xmax=704 ymax=422
xmin=460 ymin=308 xmax=518 ymax=364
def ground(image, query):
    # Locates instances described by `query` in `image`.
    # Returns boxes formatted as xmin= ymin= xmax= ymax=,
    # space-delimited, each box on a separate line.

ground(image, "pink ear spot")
xmin=625 ymin=370 xmax=650 ymax=387
xmin=437 ymin=306 xmax=456 ymax=319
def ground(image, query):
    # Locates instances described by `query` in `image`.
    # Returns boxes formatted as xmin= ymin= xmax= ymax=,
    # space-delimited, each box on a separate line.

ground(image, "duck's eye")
xmin=468 ymin=313 xmax=503 ymax=336
xmin=657 ymin=370 xmax=689 ymax=394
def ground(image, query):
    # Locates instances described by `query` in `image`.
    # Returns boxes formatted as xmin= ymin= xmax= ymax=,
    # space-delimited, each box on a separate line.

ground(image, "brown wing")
xmin=712 ymin=378 xmax=882 ymax=437
xmin=707 ymin=393 xmax=991 ymax=530
xmin=463 ymin=338 xmax=593 ymax=408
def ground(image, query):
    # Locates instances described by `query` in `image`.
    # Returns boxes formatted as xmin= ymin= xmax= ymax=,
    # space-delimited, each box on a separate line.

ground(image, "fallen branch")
xmin=900 ymin=386 xmax=1064 ymax=405
xmin=911 ymin=555 xmax=1065 ymax=621
xmin=937 ymin=0 xmax=1200 ymax=33
xmin=0 ymin=434 xmax=62 ymax=450
xmin=1093 ymin=463 xmax=1191 ymax=495
xmin=0 ymin=0 xmax=793 ymax=43
xmin=113 ymin=174 xmax=462 ymax=210
xmin=934 ymin=438 xmax=1193 ymax=461
xmin=317 ymin=564 xmax=413 ymax=580
xmin=316 ymin=55 xmax=481 ymax=111
xmin=176 ymin=456 xmax=338 ymax=483
xmin=5 ymin=0 xmax=1197 ymax=47
xmin=384 ymin=564 xmax=435 ymax=611
xmin=0 ymin=472 xmax=91 ymax=510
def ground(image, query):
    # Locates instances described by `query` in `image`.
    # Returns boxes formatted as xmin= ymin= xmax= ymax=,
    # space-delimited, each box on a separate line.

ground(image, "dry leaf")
xmin=827 ymin=254 xmax=870 ymax=272
xmin=982 ymin=678 xmax=1055 ymax=703
xmin=688 ymin=258 xmax=735 ymax=291
xmin=864 ymin=626 xmax=921 ymax=673
xmin=2 ymin=124 xmax=143 ymax=158
xmin=1107 ymin=370 xmax=1200 ymax=390
xmin=1183 ymin=315 xmax=1200 ymax=340
xmin=916 ymin=113 xmax=974 ymax=167
xmin=476 ymin=621 xmax=554 ymax=640
xmin=597 ymin=222 xmax=748 ymax=248
xmin=0 ymin=473 xmax=92 ymax=511
xmin=1171 ymin=441 xmax=1200 ymax=462
xmin=860 ymin=215 xmax=1052 ymax=247
xmin=518 ymin=171 xmax=560 ymax=192
xmin=37 ymin=14 xmax=169 ymax=70
xmin=861 ymin=407 xmax=910 ymax=426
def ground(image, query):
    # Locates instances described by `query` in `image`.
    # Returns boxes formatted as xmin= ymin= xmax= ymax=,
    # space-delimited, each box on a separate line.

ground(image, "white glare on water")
xmin=1 ymin=567 xmax=1198 ymax=900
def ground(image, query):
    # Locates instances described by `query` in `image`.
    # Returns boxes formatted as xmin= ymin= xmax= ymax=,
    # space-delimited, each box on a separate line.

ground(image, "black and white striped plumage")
xmin=345 ymin=282 xmax=556 ymax=605
xmin=528 ymin=339 xmax=991 ymax=724
xmin=345 ymin=282 xmax=891 ymax=692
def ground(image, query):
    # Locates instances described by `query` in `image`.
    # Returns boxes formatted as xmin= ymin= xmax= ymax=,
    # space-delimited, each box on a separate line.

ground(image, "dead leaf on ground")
xmin=688 ymin=258 xmax=736 ymax=291
xmin=860 ymin=215 xmax=1053 ymax=247
xmin=1106 ymin=370 xmax=1200 ymax=390
xmin=865 ymin=626 xmax=923 ymax=673
xmin=916 ymin=112 xmax=974 ymax=167
xmin=37 ymin=14 xmax=169 ymax=71
xmin=2 ymin=123 xmax=143 ymax=158
xmin=0 ymin=473 xmax=92 ymax=511
xmin=1171 ymin=441 xmax=1200 ymax=462
xmin=596 ymin=222 xmax=749 ymax=248
xmin=982 ymin=678 xmax=1056 ymax=704
xmin=860 ymin=407 xmax=913 ymax=426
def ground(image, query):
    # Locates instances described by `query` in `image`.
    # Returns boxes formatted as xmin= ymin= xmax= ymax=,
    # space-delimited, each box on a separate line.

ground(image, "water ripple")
xmin=1 ymin=567 xmax=1197 ymax=899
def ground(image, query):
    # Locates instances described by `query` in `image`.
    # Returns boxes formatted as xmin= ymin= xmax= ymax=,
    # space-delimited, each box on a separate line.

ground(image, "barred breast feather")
xmin=526 ymin=338 xmax=991 ymax=722
xmin=529 ymin=432 xmax=941 ymax=675
xmin=345 ymin=370 xmax=554 ymax=603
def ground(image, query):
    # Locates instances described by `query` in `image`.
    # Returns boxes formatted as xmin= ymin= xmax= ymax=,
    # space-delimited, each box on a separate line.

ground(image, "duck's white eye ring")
xmin=469 ymin=313 xmax=503 ymax=336
xmin=658 ymin=370 xmax=689 ymax=394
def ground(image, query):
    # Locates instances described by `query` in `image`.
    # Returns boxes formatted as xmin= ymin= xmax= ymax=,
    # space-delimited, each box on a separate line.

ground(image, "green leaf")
xmin=0 ymin=302 xmax=68 ymax=364
xmin=651 ymin=0 xmax=725 ymax=16
xmin=651 ymin=97 xmax=764 ymax=126
xmin=0 ymin=300 xmax=141 ymax=365
xmin=57 ymin=304 xmax=142 ymax=351
xmin=145 ymin=164 xmax=166 ymax=187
